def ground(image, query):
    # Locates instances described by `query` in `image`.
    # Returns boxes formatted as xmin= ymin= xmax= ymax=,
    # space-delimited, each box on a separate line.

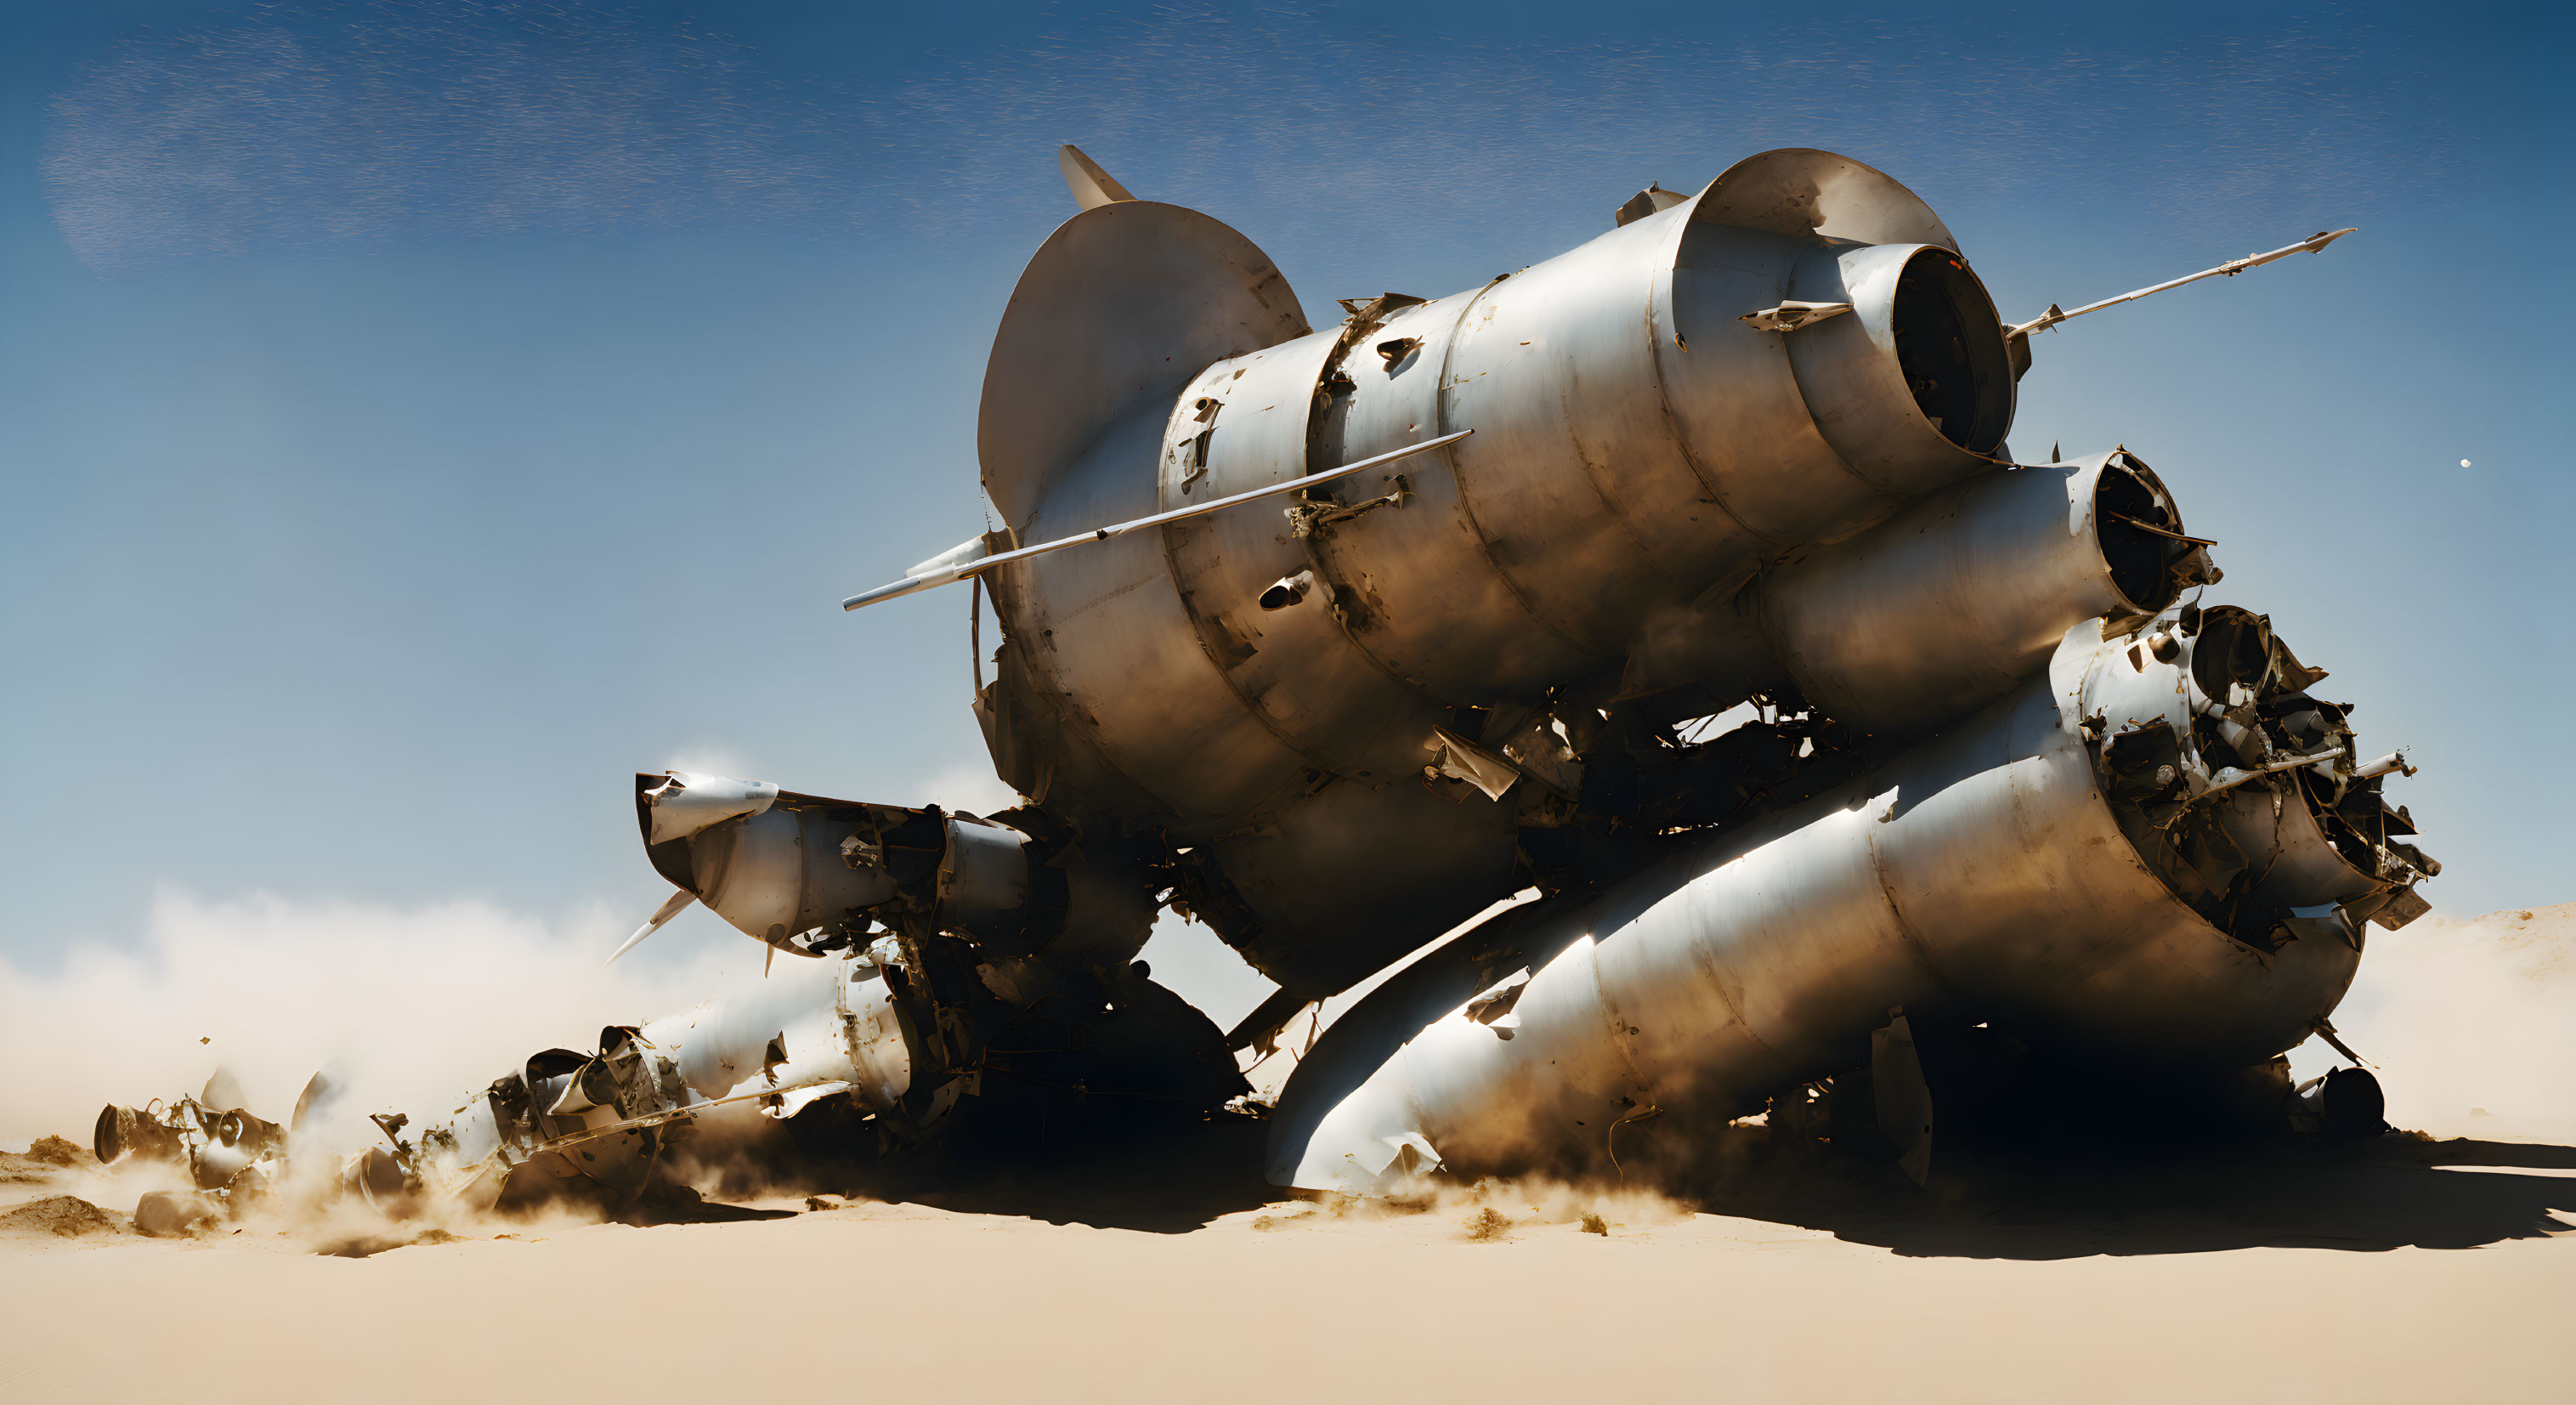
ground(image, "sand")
xmin=2 ymin=1148 xmax=2568 ymax=1402
xmin=6 ymin=904 xmax=2573 ymax=1402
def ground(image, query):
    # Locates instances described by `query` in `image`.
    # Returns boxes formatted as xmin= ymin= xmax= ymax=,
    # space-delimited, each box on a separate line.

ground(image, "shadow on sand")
xmin=832 ymin=1112 xmax=1280 ymax=1235
xmin=1695 ymin=1130 xmax=2576 ymax=1259
xmin=808 ymin=1108 xmax=2576 ymax=1256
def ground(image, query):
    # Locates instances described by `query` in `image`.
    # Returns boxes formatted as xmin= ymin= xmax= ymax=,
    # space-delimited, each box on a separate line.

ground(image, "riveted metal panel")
xmin=1433 ymin=208 xmax=1720 ymax=647
xmin=1157 ymin=332 xmax=1447 ymax=778
xmin=993 ymin=396 xmax=1311 ymax=834
xmin=1302 ymin=292 xmax=1591 ymax=698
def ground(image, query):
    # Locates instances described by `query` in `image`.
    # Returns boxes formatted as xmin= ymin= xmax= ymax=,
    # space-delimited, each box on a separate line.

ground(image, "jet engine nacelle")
xmin=1628 ymin=449 xmax=2215 ymax=734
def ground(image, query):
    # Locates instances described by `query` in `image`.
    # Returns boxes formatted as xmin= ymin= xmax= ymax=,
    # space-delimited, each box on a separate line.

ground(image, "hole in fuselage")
xmin=2093 ymin=461 xmax=2185 ymax=612
xmin=1260 ymin=569 xmax=1315 ymax=611
xmin=2188 ymin=606 xmax=2274 ymax=702
xmin=1890 ymin=248 xmax=2011 ymax=455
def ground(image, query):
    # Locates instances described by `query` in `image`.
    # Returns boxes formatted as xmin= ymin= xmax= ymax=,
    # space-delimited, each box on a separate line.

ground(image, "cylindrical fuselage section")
xmin=998 ymin=184 xmax=2017 ymax=835
xmin=1626 ymin=450 xmax=2197 ymax=734
xmin=985 ymin=162 xmax=2020 ymax=989
xmin=1271 ymin=626 xmax=2369 ymax=1193
xmin=414 ymin=955 xmax=914 ymax=1204
xmin=1758 ymin=450 xmax=2191 ymax=733
xmin=633 ymin=955 xmax=911 ymax=1112
xmin=681 ymin=805 xmax=899 ymax=945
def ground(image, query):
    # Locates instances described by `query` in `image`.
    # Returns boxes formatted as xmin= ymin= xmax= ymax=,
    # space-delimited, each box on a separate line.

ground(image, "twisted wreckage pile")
xmin=96 ymin=147 xmax=2432 ymax=1221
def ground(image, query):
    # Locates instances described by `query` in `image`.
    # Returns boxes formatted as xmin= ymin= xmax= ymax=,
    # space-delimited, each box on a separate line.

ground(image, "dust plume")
xmin=0 ymin=887 xmax=744 ymax=1147
xmin=2289 ymin=902 xmax=2576 ymax=1133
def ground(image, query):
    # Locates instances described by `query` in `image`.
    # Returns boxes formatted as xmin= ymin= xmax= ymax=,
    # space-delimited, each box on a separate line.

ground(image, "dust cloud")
xmin=0 ymin=887 xmax=744 ymax=1147
xmin=2287 ymin=902 xmax=2576 ymax=1133
xmin=3 ymin=894 xmax=2568 ymax=1185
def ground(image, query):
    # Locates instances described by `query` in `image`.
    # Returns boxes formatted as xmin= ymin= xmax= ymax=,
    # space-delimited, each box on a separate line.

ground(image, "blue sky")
xmin=2 ymin=1 xmax=2568 ymax=1006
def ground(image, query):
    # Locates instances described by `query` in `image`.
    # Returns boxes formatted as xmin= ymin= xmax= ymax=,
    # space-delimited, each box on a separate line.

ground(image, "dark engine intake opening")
xmin=2093 ymin=456 xmax=2189 ymax=613
xmin=1891 ymin=248 xmax=2013 ymax=456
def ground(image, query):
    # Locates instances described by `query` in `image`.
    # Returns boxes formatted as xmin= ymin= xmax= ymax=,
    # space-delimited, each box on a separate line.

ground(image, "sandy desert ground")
xmin=6 ymin=904 xmax=2573 ymax=1403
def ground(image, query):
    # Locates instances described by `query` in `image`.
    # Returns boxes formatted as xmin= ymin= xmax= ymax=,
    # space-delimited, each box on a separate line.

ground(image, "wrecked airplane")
xmin=96 ymin=147 xmax=2430 ymax=1211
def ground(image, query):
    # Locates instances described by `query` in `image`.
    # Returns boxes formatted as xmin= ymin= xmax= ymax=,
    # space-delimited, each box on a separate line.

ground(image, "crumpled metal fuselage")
xmin=1268 ymin=611 xmax=2423 ymax=1192
xmin=975 ymin=152 xmax=2047 ymax=997
xmin=89 ymin=149 xmax=2429 ymax=1210
xmin=943 ymin=146 xmax=2431 ymax=1182
xmin=422 ymin=954 xmax=911 ymax=1208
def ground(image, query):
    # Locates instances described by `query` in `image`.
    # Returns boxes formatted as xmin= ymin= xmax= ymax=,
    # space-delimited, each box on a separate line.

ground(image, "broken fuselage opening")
xmin=1269 ymin=606 xmax=2436 ymax=1194
xmin=2095 ymin=604 xmax=2434 ymax=956
xmin=2092 ymin=453 xmax=2200 ymax=614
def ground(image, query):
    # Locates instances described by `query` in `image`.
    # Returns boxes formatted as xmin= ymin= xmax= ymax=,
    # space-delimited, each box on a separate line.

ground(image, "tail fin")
xmin=978 ymin=188 xmax=1307 ymax=530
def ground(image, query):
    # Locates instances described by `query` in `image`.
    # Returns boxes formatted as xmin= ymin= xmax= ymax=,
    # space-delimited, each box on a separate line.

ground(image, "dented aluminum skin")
xmin=1271 ymin=610 xmax=2427 ymax=1193
xmin=595 ymin=145 xmax=2421 ymax=1187
xmin=90 ymin=148 xmax=2420 ymax=1208
xmin=975 ymin=150 xmax=2025 ymax=994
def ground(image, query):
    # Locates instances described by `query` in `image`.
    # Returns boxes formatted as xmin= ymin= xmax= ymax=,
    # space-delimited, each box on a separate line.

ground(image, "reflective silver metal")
xmin=937 ymin=814 xmax=1032 ymax=934
xmin=87 ymin=147 xmax=2424 ymax=1212
xmin=1057 ymin=143 xmax=1135 ymax=211
xmin=1739 ymin=300 xmax=1853 ymax=332
xmin=1628 ymin=450 xmax=2205 ymax=734
xmin=978 ymin=199 xmax=1306 ymax=531
xmin=641 ymin=770 xmax=778 ymax=846
xmin=649 ymin=780 xmax=897 ymax=949
xmin=1270 ymin=609 xmax=2412 ymax=1193
xmin=416 ymin=953 xmax=909 ymax=1207
xmin=973 ymin=149 xmax=2039 ymax=990
xmin=605 ymin=887 xmax=694 ymax=965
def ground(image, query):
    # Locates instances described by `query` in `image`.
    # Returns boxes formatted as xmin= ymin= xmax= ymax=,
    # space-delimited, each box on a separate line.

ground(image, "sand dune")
xmin=4 ymin=1140 xmax=2570 ymax=1402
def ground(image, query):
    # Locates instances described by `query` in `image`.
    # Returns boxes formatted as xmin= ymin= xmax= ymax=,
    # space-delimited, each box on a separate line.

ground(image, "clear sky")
xmin=2 ymin=1 xmax=2568 ymax=1023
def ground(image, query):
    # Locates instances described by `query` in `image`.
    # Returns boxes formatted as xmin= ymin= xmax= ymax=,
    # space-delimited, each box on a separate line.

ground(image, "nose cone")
xmin=1786 ymin=241 xmax=2015 ymax=491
